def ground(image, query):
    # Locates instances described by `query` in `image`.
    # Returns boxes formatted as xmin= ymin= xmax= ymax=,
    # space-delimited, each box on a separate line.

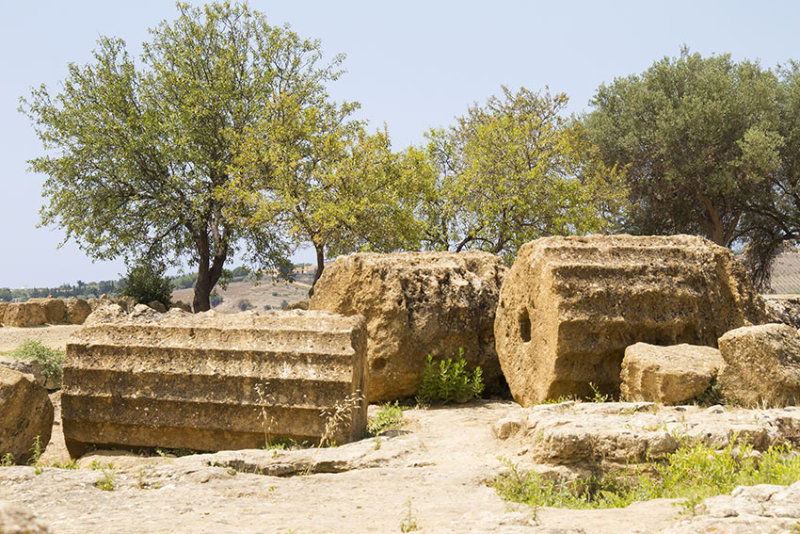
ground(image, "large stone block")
xmin=64 ymin=298 xmax=91 ymax=325
xmin=2 ymin=302 xmax=47 ymax=327
xmin=495 ymin=235 xmax=768 ymax=406
xmin=62 ymin=306 xmax=367 ymax=456
xmin=28 ymin=298 xmax=67 ymax=324
xmin=718 ymin=323 xmax=800 ymax=407
xmin=620 ymin=343 xmax=723 ymax=404
xmin=309 ymin=251 xmax=507 ymax=402
xmin=0 ymin=302 xmax=8 ymax=325
xmin=0 ymin=367 xmax=54 ymax=464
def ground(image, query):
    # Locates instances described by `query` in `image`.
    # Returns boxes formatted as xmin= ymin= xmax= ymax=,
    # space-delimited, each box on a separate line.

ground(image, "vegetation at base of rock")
xmin=494 ymin=438 xmax=800 ymax=511
xmin=0 ymin=453 xmax=14 ymax=467
xmin=95 ymin=470 xmax=116 ymax=491
xmin=367 ymin=402 xmax=404 ymax=436
xmin=416 ymin=350 xmax=484 ymax=405
xmin=8 ymin=340 xmax=64 ymax=389
xmin=118 ymin=261 xmax=173 ymax=309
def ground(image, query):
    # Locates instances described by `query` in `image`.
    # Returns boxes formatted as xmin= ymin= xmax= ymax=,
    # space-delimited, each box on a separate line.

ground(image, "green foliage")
xmin=95 ymin=470 xmax=116 ymax=491
xmin=9 ymin=339 xmax=65 ymax=389
xmin=0 ymin=453 xmax=14 ymax=467
xmin=209 ymin=292 xmax=223 ymax=308
xmin=236 ymin=299 xmax=254 ymax=311
xmin=416 ymin=86 xmax=628 ymax=263
xmin=584 ymin=47 xmax=800 ymax=287
xmin=416 ymin=349 xmax=484 ymax=405
xmin=119 ymin=261 xmax=172 ymax=308
xmin=20 ymin=2 xmax=345 ymax=311
xmin=399 ymin=499 xmax=419 ymax=532
xmin=367 ymin=401 xmax=404 ymax=436
xmin=493 ymin=438 xmax=800 ymax=511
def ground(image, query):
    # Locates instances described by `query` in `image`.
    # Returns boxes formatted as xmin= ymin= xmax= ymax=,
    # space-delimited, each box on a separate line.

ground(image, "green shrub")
xmin=119 ymin=261 xmax=172 ymax=308
xmin=209 ymin=291 xmax=223 ymax=307
xmin=367 ymin=401 xmax=404 ymax=436
xmin=416 ymin=349 xmax=484 ymax=405
xmin=9 ymin=339 xmax=65 ymax=389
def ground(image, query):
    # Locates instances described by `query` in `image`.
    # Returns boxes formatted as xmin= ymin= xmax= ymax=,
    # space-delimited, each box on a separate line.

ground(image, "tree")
xmin=585 ymin=49 xmax=783 ymax=252
xmin=21 ymin=2 xmax=344 ymax=310
xmin=417 ymin=86 xmax=627 ymax=263
xmin=119 ymin=260 xmax=173 ymax=308
xmin=236 ymin=94 xmax=425 ymax=292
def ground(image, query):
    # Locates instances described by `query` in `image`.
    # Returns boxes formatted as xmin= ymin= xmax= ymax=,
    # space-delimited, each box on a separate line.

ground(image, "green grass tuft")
xmin=367 ymin=401 xmax=404 ymax=436
xmin=8 ymin=339 xmax=65 ymax=389
xmin=416 ymin=348 xmax=484 ymax=405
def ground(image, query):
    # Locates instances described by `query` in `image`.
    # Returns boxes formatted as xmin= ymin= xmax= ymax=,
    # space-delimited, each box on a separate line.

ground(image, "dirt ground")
xmin=0 ymin=325 xmax=81 ymax=354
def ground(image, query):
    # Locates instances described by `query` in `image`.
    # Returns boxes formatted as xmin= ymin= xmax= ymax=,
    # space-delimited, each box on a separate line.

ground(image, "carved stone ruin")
xmin=62 ymin=306 xmax=367 ymax=456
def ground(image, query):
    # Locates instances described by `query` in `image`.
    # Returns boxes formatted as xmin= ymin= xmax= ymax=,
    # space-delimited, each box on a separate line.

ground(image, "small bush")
xmin=416 ymin=348 xmax=484 ymax=405
xmin=9 ymin=339 xmax=65 ymax=389
xmin=119 ymin=261 xmax=172 ymax=308
xmin=237 ymin=298 xmax=254 ymax=311
xmin=209 ymin=291 xmax=223 ymax=307
xmin=367 ymin=401 xmax=404 ymax=436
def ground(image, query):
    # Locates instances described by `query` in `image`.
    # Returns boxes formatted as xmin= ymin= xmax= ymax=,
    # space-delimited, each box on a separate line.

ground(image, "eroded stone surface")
xmin=64 ymin=298 xmax=91 ymax=325
xmin=309 ymin=251 xmax=507 ymax=402
xmin=764 ymin=295 xmax=800 ymax=329
xmin=2 ymin=303 xmax=47 ymax=328
xmin=0 ymin=367 xmax=53 ymax=464
xmin=718 ymin=323 xmax=800 ymax=407
xmin=0 ymin=501 xmax=51 ymax=533
xmin=62 ymin=307 xmax=368 ymax=455
xmin=27 ymin=299 xmax=67 ymax=325
xmin=620 ymin=343 xmax=723 ymax=404
xmin=495 ymin=235 xmax=767 ymax=406
xmin=497 ymin=401 xmax=800 ymax=474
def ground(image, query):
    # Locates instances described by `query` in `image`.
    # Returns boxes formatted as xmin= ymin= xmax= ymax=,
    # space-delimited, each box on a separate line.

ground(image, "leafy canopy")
xmin=418 ymin=86 xmax=627 ymax=263
xmin=21 ymin=2 xmax=343 ymax=310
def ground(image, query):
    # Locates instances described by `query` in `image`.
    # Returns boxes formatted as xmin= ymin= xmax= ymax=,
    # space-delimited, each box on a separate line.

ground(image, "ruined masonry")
xmin=62 ymin=306 xmax=367 ymax=456
xmin=495 ymin=235 xmax=768 ymax=406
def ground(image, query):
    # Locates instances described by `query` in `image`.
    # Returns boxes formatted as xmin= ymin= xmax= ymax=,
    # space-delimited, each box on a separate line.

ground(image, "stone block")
xmin=0 ymin=367 xmax=53 ymax=463
xmin=718 ymin=323 xmax=800 ymax=407
xmin=620 ymin=343 xmax=723 ymax=404
xmin=495 ymin=235 xmax=768 ymax=406
xmin=64 ymin=298 xmax=91 ymax=325
xmin=309 ymin=251 xmax=507 ymax=402
xmin=2 ymin=302 xmax=47 ymax=327
xmin=61 ymin=307 xmax=367 ymax=456
xmin=28 ymin=298 xmax=67 ymax=324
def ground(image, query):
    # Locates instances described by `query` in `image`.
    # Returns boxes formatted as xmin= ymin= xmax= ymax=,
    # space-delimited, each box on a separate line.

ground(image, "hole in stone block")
xmin=519 ymin=308 xmax=531 ymax=343
xmin=371 ymin=357 xmax=387 ymax=371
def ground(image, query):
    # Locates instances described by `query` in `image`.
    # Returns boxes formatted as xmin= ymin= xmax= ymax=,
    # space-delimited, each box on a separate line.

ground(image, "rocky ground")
xmin=5 ymin=327 xmax=800 ymax=532
xmin=0 ymin=325 xmax=81 ymax=353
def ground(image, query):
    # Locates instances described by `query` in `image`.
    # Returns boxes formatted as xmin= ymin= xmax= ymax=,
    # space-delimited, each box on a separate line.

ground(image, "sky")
xmin=1 ymin=0 xmax=799 ymax=288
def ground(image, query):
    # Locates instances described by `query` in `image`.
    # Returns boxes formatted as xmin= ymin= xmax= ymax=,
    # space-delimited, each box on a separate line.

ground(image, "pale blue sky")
xmin=1 ymin=1 xmax=798 ymax=288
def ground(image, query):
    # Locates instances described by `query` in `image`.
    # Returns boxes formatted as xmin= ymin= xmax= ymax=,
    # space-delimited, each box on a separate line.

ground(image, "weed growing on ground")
xmin=95 ymin=470 xmax=116 ymax=491
xmin=0 ymin=453 xmax=14 ymax=467
xmin=493 ymin=438 xmax=800 ymax=511
xmin=50 ymin=459 xmax=79 ymax=470
xmin=254 ymin=381 xmax=279 ymax=448
xmin=8 ymin=339 xmax=65 ymax=389
xmin=416 ymin=349 xmax=484 ymax=405
xmin=28 ymin=436 xmax=44 ymax=474
xmin=367 ymin=401 xmax=404 ymax=436
xmin=304 ymin=391 xmax=363 ymax=475
xmin=399 ymin=498 xmax=419 ymax=532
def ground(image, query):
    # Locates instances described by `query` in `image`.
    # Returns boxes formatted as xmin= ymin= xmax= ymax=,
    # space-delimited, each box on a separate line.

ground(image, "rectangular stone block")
xmin=62 ymin=306 xmax=367 ymax=456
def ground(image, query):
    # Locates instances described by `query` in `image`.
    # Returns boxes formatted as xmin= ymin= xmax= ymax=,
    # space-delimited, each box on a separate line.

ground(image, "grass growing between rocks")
xmin=494 ymin=438 xmax=800 ymax=512
xmin=367 ymin=401 xmax=404 ymax=436
xmin=416 ymin=349 xmax=484 ymax=405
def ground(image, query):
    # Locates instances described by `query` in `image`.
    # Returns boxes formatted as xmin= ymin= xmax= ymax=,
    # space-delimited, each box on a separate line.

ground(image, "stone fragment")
xmin=309 ymin=251 xmax=507 ymax=402
xmin=147 ymin=300 xmax=167 ymax=313
xmin=718 ymin=323 xmax=800 ymax=407
xmin=170 ymin=300 xmax=192 ymax=313
xmin=0 ymin=502 xmax=51 ymax=534
xmin=494 ymin=235 xmax=768 ymax=406
xmin=64 ymin=298 xmax=91 ymax=325
xmin=0 ymin=356 xmax=57 ymax=390
xmin=2 ymin=303 xmax=47 ymax=327
xmin=0 ymin=367 xmax=53 ymax=464
xmin=27 ymin=298 xmax=67 ymax=324
xmin=62 ymin=308 xmax=367 ymax=456
xmin=764 ymin=295 xmax=800 ymax=329
xmin=620 ymin=343 xmax=723 ymax=404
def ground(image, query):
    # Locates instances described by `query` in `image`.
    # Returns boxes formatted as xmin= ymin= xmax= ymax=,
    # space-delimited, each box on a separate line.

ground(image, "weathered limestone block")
xmin=0 ymin=367 xmax=53 ymax=464
xmin=309 ymin=251 xmax=507 ymax=402
xmin=495 ymin=235 xmax=768 ymax=406
xmin=620 ymin=343 xmax=723 ymax=404
xmin=28 ymin=298 xmax=67 ymax=324
xmin=764 ymin=295 xmax=800 ymax=329
xmin=2 ymin=303 xmax=47 ymax=327
xmin=0 ymin=302 xmax=8 ymax=325
xmin=0 ymin=356 xmax=57 ymax=390
xmin=718 ymin=323 xmax=800 ymax=407
xmin=64 ymin=298 xmax=91 ymax=325
xmin=62 ymin=307 xmax=367 ymax=456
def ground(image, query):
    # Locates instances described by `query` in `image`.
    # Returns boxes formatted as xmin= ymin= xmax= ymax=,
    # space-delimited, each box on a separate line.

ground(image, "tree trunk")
xmin=192 ymin=226 xmax=227 ymax=312
xmin=308 ymin=243 xmax=325 ymax=298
